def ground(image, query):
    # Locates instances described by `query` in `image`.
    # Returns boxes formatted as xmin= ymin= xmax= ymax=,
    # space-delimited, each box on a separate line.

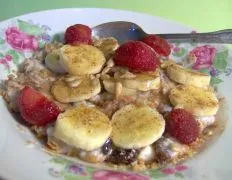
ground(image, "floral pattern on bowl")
xmin=0 ymin=19 xmax=51 ymax=77
xmin=0 ymin=18 xmax=232 ymax=180
xmin=48 ymin=156 xmax=188 ymax=180
xmin=170 ymin=42 xmax=232 ymax=86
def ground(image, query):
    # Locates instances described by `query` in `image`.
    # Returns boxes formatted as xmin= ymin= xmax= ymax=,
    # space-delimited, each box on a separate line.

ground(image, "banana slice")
xmin=111 ymin=104 xmax=165 ymax=149
xmin=51 ymin=75 xmax=101 ymax=103
xmin=45 ymin=49 xmax=66 ymax=73
xmin=120 ymin=72 xmax=160 ymax=91
xmin=167 ymin=63 xmax=211 ymax=88
xmin=169 ymin=85 xmax=219 ymax=116
xmin=60 ymin=44 xmax=106 ymax=75
xmin=93 ymin=37 xmax=119 ymax=59
xmin=160 ymin=59 xmax=176 ymax=69
xmin=53 ymin=106 xmax=112 ymax=151
xmin=102 ymin=77 xmax=137 ymax=96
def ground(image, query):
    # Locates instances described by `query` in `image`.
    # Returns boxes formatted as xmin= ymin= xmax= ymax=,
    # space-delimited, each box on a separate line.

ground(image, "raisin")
xmin=101 ymin=139 xmax=113 ymax=155
xmin=107 ymin=148 xmax=138 ymax=164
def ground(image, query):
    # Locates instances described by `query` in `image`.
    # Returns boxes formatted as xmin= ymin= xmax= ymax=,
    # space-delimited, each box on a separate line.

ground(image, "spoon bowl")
xmin=93 ymin=21 xmax=147 ymax=44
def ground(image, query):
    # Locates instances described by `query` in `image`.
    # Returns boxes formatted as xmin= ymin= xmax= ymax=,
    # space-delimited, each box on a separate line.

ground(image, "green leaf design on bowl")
xmin=0 ymin=38 xmax=5 ymax=45
xmin=149 ymin=169 xmax=167 ymax=178
xmin=172 ymin=47 xmax=187 ymax=57
xmin=210 ymin=76 xmax=223 ymax=85
xmin=39 ymin=41 xmax=45 ymax=48
xmin=63 ymin=173 xmax=90 ymax=180
xmin=85 ymin=166 xmax=95 ymax=174
xmin=213 ymin=49 xmax=229 ymax=71
xmin=52 ymin=34 xmax=62 ymax=42
xmin=18 ymin=19 xmax=44 ymax=36
xmin=49 ymin=156 xmax=72 ymax=165
xmin=175 ymin=172 xmax=185 ymax=178
xmin=199 ymin=68 xmax=210 ymax=74
xmin=6 ymin=49 xmax=20 ymax=64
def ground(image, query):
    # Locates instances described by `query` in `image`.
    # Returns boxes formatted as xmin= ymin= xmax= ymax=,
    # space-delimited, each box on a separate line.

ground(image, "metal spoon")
xmin=93 ymin=21 xmax=232 ymax=44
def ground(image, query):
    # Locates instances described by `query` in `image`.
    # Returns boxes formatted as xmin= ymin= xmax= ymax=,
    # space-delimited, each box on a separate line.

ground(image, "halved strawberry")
xmin=17 ymin=86 xmax=61 ymax=126
xmin=166 ymin=108 xmax=199 ymax=144
xmin=65 ymin=24 xmax=92 ymax=45
xmin=141 ymin=35 xmax=171 ymax=57
xmin=114 ymin=41 xmax=160 ymax=72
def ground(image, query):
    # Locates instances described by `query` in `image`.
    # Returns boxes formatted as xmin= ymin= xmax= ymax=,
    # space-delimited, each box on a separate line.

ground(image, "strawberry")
xmin=166 ymin=108 xmax=199 ymax=144
xmin=65 ymin=24 xmax=92 ymax=45
xmin=114 ymin=41 xmax=160 ymax=72
xmin=17 ymin=86 xmax=61 ymax=126
xmin=141 ymin=35 xmax=171 ymax=57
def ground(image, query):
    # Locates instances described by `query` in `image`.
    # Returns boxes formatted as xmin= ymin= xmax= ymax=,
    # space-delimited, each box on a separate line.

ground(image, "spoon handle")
xmin=157 ymin=29 xmax=232 ymax=43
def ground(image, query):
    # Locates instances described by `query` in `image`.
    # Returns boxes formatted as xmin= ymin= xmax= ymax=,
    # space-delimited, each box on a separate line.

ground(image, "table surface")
xmin=0 ymin=0 xmax=231 ymax=31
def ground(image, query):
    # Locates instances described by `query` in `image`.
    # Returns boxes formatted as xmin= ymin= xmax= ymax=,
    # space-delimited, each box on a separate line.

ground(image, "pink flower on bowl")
xmin=4 ymin=54 xmax=12 ymax=61
xmin=169 ymin=43 xmax=181 ymax=53
xmin=5 ymin=27 xmax=39 ymax=52
xmin=0 ymin=55 xmax=12 ymax=69
xmin=161 ymin=168 xmax=176 ymax=175
xmin=189 ymin=45 xmax=216 ymax=70
xmin=175 ymin=165 xmax=188 ymax=172
xmin=173 ymin=46 xmax=181 ymax=53
xmin=93 ymin=170 xmax=150 ymax=180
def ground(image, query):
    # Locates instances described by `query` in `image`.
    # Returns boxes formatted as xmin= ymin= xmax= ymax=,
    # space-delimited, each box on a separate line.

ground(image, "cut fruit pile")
xmin=5 ymin=23 xmax=220 ymax=169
